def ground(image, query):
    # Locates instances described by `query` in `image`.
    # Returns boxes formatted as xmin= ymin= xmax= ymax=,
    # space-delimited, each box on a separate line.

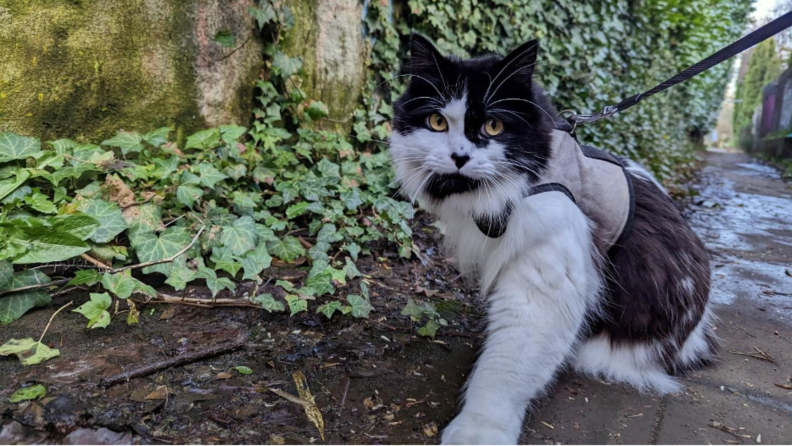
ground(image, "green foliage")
xmin=72 ymin=293 xmax=113 ymax=329
xmin=401 ymin=298 xmax=447 ymax=338
xmin=369 ymin=0 xmax=752 ymax=180
xmin=9 ymin=384 xmax=47 ymax=403
xmin=733 ymin=38 xmax=783 ymax=140
xmin=0 ymin=338 xmax=60 ymax=366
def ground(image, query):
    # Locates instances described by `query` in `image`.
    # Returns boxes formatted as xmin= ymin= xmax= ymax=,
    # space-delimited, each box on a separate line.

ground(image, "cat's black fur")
xmin=394 ymin=35 xmax=556 ymax=199
xmin=395 ymin=33 xmax=716 ymax=370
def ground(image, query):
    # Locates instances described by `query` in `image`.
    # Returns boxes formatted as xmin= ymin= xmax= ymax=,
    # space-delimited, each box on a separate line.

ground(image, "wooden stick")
xmin=80 ymin=253 xmax=111 ymax=270
xmin=101 ymin=333 xmax=249 ymax=387
xmin=108 ymin=226 xmax=205 ymax=274
xmin=39 ymin=301 xmax=73 ymax=343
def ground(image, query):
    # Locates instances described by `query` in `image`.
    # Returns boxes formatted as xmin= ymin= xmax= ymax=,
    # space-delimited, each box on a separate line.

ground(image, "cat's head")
xmin=390 ymin=34 xmax=556 ymax=211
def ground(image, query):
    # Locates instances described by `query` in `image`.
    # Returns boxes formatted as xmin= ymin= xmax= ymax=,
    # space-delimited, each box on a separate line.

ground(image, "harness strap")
xmin=571 ymin=11 xmax=792 ymax=125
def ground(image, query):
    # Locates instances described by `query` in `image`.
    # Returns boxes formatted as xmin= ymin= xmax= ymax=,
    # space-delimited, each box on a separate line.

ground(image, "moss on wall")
xmin=0 ymin=0 xmax=262 ymax=142
xmin=281 ymin=0 xmax=367 ymax=131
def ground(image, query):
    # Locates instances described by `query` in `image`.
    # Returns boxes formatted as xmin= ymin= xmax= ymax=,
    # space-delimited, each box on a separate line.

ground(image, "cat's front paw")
xmin=441 ymin=412 xmax=519 ymax=445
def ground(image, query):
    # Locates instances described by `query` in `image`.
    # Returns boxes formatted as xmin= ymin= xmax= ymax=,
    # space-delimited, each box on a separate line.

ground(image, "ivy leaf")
xmin=305 ymin=101 xmax=329 ymax=120
xmin=249 ymin=4 xmax=277 ymax=29
xmin=123 ymin=203 xmax=162 ymax=233
xmin=196 ymin=267 xmax=236 ymax=298
xmin=344 ymin=258 xmax=361 ymax=279
xmin=266 ymin=236 xmax=305 ymax=262
xmin=316 ymin=224 xmax=342 ymax=243
xmin=347 ymin=294 xmax=373 ymax=319
xmin=272 ymin=52 xmax=302 ymax=78
xmin=345 ymin=243 xmax=361 ymax=261
xmin=68 ymin=269 xmax=101 ymax=286
xmin=101 ymin=131 xmax=144 ymax=155
xmin=7 ymin=227 xmax=90 ymax=264
xmin=0 ymin=263 xmax=51 ymax=325
xmin=100 ymin=270 xmax=153 ymax=299
xmin=220 ymin=125 xmax=248 ymax=144
xmin=232 ymin=365 xmax=253 ymax=375
xmin=303 ymin=270 xmax=334 ymax=296
xmin=340 ymin=189 xmax=363 ymax=210
xmin=0 ymin=132 xmax=42 ymax=162
xmin=47 ymin=213 xmax=100 ymax=240
xmin=130 ymin=226 xmax=192 ymax=275
xmin=284 ymin=295 xmax=307 ymax=316
xmin=0 ymin=338 xmax=59 ymax=365
xmin=24 ymin=191 xmax=56 ymax=214
xmin=0 ymin=169 xmax=31 ymax=202
xmin=72 ymin=292 xmax=112 ymax=329
xmin=252 ymin=293 xmax=285 ymax=312
xmin=176 ymin=185 xmax=202 ymax=209
xmin=198 ymin=163 xmax=229 ymax=188
xmin=143 ymin=127 xmax=171 ymax=147
xmin=221 ymin=216 xmax=257 ymax=256
xmin=213 ymin=30 xmax=236 ymax=48
xmin=316 ymin=300 xmax=344 ymax=319
xmin=285 ymin=202 xmax=310 ymax=219
xmin=211 ymin=246 xmax=242 ymax=277
xmin=240 ymin=244 xmax=272 ymax=281
xmin=418 ymin=320 xmax=440 ymax=338
xmin=316 ymin=158 xmax=340 ymax=178
xmin=9 ymin=384 xmax=47 ymax=403
xmin=101 ymin=271 xmax=136 ymax=299
xmin=77 ymin=199 xmax=128 ymax=244
xmin=165 ymin=262 xmax=197 ymax=291
xmin=276 ymin=280 xmax=295 ymax=292
xmin=185 ymin=129 xmax=221 ymax=150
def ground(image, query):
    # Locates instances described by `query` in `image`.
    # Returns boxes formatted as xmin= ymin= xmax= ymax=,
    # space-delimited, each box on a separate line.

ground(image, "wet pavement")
xmin=518 ymin=150 xmax=792 ymax=445
xmin=1 ymin=150 xmax=791 ymax=444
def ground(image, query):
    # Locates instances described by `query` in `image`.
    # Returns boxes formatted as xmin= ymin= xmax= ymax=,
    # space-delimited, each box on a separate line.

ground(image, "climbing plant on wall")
xmin=364 ymin=0 xmax=753 ymax=179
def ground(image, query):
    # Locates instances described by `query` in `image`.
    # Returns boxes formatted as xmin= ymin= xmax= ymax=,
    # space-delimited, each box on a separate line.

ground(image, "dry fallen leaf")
xmin=144 ymin=386 xmax=171 ymax=400
xmin=292 ymin=371 xmax=325 ymax=441
xmin=269 ymin=435 xmax=286 ymax=445
xmin=423 ymin=422 xmax=438 ymax=437
xmin=268 ymin=372 xmax=325 ymax=441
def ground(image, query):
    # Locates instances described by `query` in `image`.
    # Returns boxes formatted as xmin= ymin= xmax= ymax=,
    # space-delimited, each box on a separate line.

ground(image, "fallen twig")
xmin=728 ymin=346 xmax=776 ymax=364
xmin=140 ymin=292 xmax=260 ymax=308
xmin=101 ymin=333 xmax=249 ymax=387
xmin=39 ymin=301 xmax=74 ymax=343
xmin=108 ymin=226 xmax=205 ymax=274
xmin=81 ymin=253 xmax=111 ymax=269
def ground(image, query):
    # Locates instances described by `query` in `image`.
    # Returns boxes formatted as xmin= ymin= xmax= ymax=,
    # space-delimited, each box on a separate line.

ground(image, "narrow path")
xmin=521 ymin=150 xmax=792 ymax=445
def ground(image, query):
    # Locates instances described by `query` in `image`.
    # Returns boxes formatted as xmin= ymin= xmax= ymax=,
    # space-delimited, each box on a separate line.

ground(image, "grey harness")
xmin=474 ymin=130 xmax=635 ymax=251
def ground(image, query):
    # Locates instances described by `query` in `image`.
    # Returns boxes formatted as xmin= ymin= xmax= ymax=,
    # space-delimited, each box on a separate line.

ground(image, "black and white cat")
xmin=389 ymin=34 xmax=717 ymax=445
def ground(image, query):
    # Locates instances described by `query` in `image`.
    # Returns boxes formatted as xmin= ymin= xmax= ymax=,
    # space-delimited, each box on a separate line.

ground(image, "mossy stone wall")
xmin=282 ymin=0 xmax=368 ymax=130
xmin=0 ymin=0 xmax=263 ymax=142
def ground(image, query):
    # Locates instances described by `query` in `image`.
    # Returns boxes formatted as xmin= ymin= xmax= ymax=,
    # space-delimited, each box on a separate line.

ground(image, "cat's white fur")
xmin=389 ymin=91 xmax=699 ymax=444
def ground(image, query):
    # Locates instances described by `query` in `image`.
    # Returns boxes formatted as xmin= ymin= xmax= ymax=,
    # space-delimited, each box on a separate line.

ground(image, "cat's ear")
xmin=497 ymin=39 xmax=540 ymax=79
xmin=408 ymin=33 xmax=445 ymax=77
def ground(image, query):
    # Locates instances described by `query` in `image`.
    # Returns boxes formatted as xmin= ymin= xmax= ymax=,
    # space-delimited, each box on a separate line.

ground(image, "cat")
xmin=388 ymin=34 xmax=717 ymax=445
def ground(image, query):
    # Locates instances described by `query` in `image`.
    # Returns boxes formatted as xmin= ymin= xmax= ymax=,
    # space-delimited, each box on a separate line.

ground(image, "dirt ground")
xmin=1 ymin=150 xmax=791 ymax=445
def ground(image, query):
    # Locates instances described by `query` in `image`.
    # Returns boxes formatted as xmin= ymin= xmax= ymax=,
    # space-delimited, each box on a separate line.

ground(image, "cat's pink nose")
xmin=451 ymin=152 xmax=470 ymax=169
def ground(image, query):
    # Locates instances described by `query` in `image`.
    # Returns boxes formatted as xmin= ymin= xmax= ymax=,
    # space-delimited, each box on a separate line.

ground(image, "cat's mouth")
xmin=424 ymin=172 xmax=480 ymax=200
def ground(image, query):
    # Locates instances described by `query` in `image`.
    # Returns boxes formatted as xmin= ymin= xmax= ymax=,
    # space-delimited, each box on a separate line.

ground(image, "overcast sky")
xmin=753 ymin=0 xmax=782 ymax=21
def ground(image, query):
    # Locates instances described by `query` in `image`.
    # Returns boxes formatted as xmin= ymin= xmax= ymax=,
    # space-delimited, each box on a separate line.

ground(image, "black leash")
xmin=569 ymin=10 xmax=792 ymax=126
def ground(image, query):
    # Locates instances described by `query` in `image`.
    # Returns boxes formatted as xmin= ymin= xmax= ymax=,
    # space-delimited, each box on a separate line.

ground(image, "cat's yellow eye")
xmin=483 ymin=118 xmax=504 ymax=137
xmin=426 ymin=113 xmax=448 ymax=132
